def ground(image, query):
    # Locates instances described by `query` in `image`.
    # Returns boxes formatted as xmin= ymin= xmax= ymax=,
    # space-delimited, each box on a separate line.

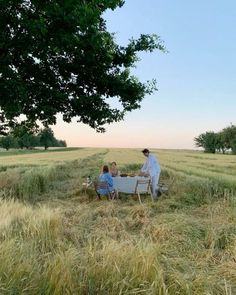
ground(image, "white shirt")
xmin=141 ymin=153 xmax=160 ymax=177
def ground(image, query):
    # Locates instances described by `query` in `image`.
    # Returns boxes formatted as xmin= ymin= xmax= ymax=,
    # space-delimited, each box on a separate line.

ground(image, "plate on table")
xmin=120 ymin=173 xmax=128 ymax=177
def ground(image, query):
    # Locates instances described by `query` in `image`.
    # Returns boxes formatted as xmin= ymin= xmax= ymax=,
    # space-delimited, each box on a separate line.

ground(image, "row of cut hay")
xmin=0 ymin=147 xmax=103 ymax=166
xmin=0 ymin=164 xmax=73 ymax=201
xmin=157 ymin=149 xmax=236 ymax=179
xmin=0 ymin=151 xmax=108 ymax=202
xmin=163 ymin=162 xmax=236 ymax=187
xmin=162 ymin=168 xmax=236 ymax=210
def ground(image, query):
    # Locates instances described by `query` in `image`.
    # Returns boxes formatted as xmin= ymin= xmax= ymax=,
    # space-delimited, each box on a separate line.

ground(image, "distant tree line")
xmin=0 ymin=127 xmax=66 ymax=151
xmin=194 ymin=124 xmax=236 ymax=154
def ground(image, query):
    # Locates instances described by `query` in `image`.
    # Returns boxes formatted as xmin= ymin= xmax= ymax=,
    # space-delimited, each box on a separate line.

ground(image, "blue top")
xmin=98 ymin=172 xmax=113 ymax=195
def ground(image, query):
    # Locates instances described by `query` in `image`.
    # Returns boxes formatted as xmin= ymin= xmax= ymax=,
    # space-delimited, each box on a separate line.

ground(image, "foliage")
xmin=0 ymin=0 xmax=165 ymax=134
xmin=215 ymin=131 xmax=227 ymax=154
xmin=222 ymin=124 xmax=236 ymax=154
xmin=194 ymin=124 xmax=236 ymax=154
xmin=0 ymin=126 xmax=66 ymax=150
xmin=57 ymin=139 xmax=67 ymax=148
xmin=0 ymin=135 xmax=17 ymax=150
xmin=10 ymin=124 xmax=37 ymax=149
xmin=194 ymin=131 xmax=217 ymax=153
xmin=38 ymin=127 xmax=56 ymax=150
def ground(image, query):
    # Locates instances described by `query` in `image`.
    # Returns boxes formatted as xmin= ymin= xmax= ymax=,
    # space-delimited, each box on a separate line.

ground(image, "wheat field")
xmin=0 ymin=148 xmax=236 ymax=294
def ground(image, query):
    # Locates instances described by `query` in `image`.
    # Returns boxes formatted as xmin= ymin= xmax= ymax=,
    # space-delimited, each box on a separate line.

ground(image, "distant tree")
xmin=0 ymin=135 xmax=16 ymax=150
xmin=194 ymin=124 xmax=236 ymax=154
xmin=194 ymin=132 xmax=218 ymax=153
xmin=215 ymin=131 xmax=227 ymax=154
xmin=222 ymin=124 xmax=236 ymax=154
xmin=231 ymin=139 xmax=236 ymax=155
xmin=0 ymin=122 xmax=66 ymax=150
xmin=55 ymin=140 xmax=67 ymax=148
xmin=0 ymin=0 xmax=165 ymax=134
xmin=11 ymin=124 xmax=36 ymax=149
xmin=38 ymin=128 xmax=55 ymax=150
xmin=20 ymin=133 xmax=38 ymax=149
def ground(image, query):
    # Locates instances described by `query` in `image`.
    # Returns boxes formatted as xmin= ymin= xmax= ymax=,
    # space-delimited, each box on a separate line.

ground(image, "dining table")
xmin=112 ymin=176 xmax=151 ymax=194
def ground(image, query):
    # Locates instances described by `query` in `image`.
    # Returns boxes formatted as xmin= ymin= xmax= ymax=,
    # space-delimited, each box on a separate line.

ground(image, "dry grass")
xmin=0 ymin=148 xmax=236 ymax=294
xmin=0 ymin=147 xmax=105 ymax=166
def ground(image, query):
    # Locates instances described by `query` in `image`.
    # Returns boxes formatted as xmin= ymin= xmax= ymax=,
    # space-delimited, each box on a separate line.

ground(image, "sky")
xmin=52 ymin=0 xmax=236 ymax=149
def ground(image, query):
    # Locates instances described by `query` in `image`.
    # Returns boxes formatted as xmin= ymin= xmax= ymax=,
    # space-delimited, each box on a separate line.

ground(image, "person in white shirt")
xmin=140 ymin=148 xmax=161 ymax=199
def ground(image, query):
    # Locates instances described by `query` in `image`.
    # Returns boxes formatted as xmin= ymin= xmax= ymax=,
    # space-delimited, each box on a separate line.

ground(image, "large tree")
xmin=38 ymin=127 xmax=56 ymax=150
xmin=0 ymin=0 xmax=165 ymax=134
xmin=194 ymin=131 xmax=218 ymax=153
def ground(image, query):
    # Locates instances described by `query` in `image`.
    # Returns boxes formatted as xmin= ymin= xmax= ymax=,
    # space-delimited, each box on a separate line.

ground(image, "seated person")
xmin=110 ymin=161 xmax=119 ymax=177
xmin=96 ymin=165 xmax=114 ymax=198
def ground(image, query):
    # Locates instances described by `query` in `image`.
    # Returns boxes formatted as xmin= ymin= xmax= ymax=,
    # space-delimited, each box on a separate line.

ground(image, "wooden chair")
xmin=157 ymin=174 xmax=175 ymax=196
xmin=134 ymin=178 xmax=153 ymax=204
xmin=93 ymin=180 xmax=118 ymax=200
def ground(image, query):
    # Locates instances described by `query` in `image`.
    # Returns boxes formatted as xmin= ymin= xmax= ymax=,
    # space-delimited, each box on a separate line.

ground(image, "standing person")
xmin=140 ymin=148 xmax=161 ymax=199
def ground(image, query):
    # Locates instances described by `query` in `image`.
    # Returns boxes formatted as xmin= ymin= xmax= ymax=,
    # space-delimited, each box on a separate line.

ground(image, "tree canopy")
xmin=38 ymin=127 xmax=56 ymax=150
xmin=0 ymin=126 xmax=67 ymax=150
xmin=194 ymin=124 xmax=236 ymax=154
xmin=0 ymin=0 xmax=165 ymax=134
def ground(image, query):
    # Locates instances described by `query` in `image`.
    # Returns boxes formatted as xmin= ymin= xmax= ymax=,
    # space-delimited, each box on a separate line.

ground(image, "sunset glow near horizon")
xmin=52 ymin=0 xmax=236 ymax=149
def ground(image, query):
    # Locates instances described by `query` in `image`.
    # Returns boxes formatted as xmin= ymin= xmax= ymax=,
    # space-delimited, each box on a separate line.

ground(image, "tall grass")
xmin=0 ymin=199 xmax=235 ymax=294
xmin=0 ymin=151 xmax=107 ymax=201
xmin=0 ymin=148 xmax=236 ymax=294
xmin=0 ymin=164 xmax=72 ymax=201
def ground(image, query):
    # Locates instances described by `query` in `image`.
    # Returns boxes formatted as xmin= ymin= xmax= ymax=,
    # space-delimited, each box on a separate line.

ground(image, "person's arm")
xmin=140 ymin=159 xmax=150 ymax=176
xmin=141 ymin=159 xmax=148 ymax=172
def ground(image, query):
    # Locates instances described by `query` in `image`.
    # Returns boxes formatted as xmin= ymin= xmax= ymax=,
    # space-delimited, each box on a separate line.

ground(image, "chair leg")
xmin=148 ymin=187 xmax=154 ymax=202
xmin=95 ymin=190 xmax=101 ymax=200
xmin=113 ymin=189 xmax=119 ymax=200
xmin=137 ymin=190 xmax=142 ymax=204
xmin=96 ymin=194 xmax=101 ymax=200
xmin=115 ymin=189 xmax=119 ymax=199
xmin=110 ymin=189 xmax=118 ymax=200
xmin=150 ymin=192 xmax=154 ymax=202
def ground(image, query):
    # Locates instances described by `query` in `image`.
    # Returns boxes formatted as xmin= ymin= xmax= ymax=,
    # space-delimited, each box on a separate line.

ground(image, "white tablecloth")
xmin=113 ymin=176 xmax=150 ymax=194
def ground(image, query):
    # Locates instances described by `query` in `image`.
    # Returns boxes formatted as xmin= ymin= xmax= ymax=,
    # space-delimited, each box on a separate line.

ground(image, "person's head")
xmin=111 ymin=161 xmax=117 ymax=168
xmin=102 ymin=165 xmax=109 ymax=173
xmin=142 ymin=148 xmax=150 ymax=157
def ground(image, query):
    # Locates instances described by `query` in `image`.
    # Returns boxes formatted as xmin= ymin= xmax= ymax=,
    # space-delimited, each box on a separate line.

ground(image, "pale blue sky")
xmin=53 ymin=0 xmax=236 ymax=149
